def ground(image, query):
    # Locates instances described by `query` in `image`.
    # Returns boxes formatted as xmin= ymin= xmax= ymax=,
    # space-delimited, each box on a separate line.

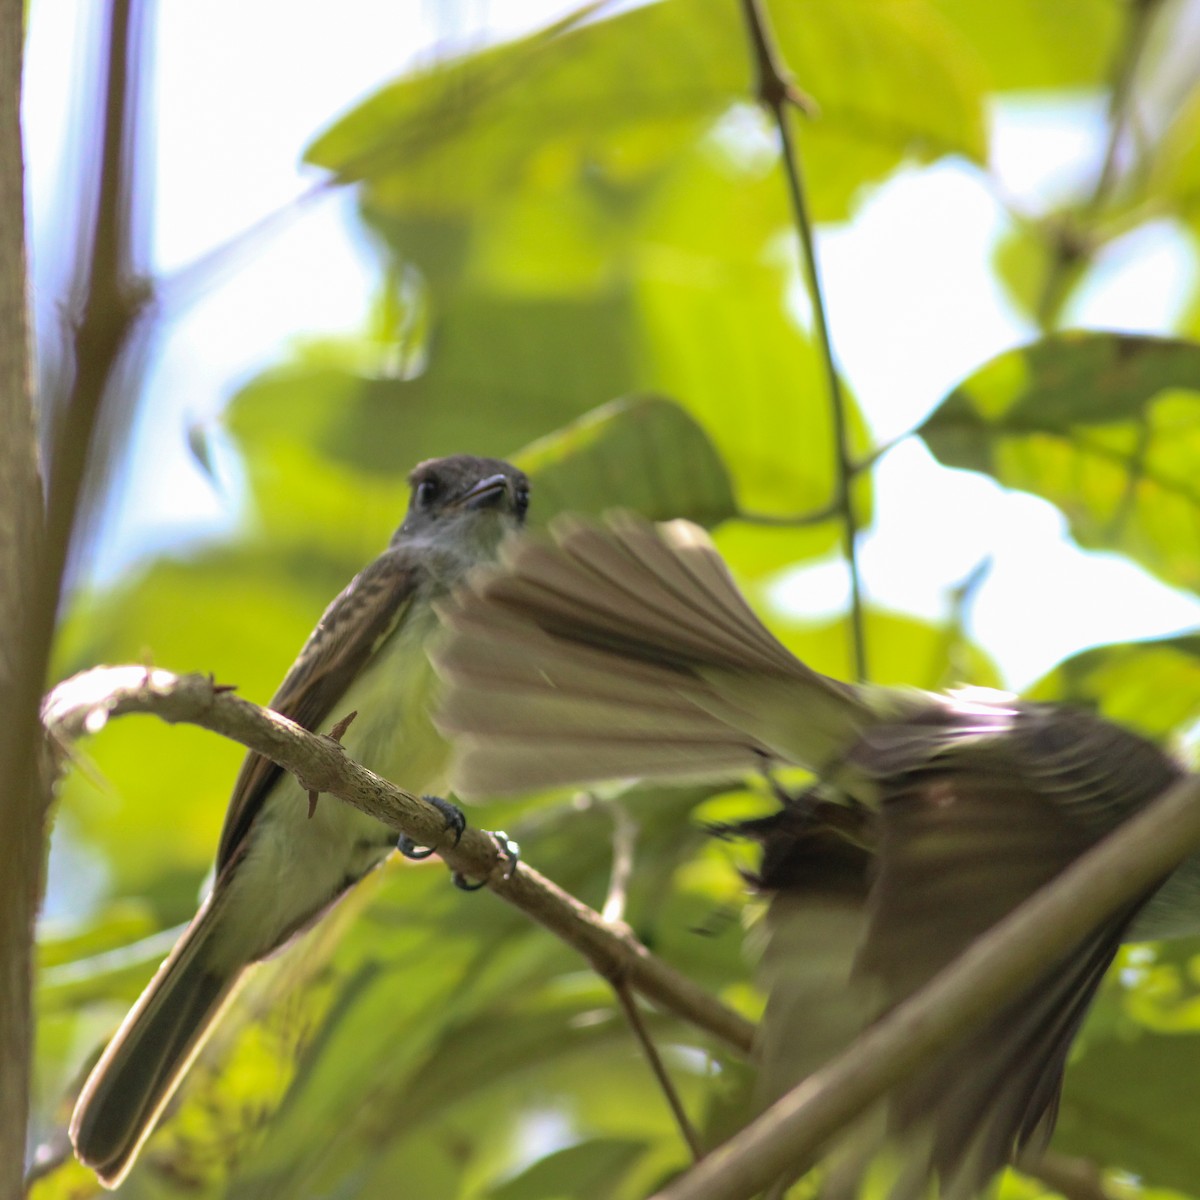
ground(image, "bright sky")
xmin=23 ymin=1 xmax=1200 ymax=691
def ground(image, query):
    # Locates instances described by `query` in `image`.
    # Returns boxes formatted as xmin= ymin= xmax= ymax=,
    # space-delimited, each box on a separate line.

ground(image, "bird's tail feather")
xmin=434 ymin=514 xmax=872 ymax=798
xmin=70 ymin=892 xmax=244 ymax=1188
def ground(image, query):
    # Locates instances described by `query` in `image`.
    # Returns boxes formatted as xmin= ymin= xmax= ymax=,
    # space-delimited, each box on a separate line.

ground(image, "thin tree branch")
xmin=1035 ymin=0 xmax=1164 ymax=328
xmin=1018 ymin=1150 xmax=1117 ymax=1200
xmin=738 ymin=0 xmax=867 ymax=683
xmin=650 ymin=768 xmax=1200 ymax=1200
xmin=43 ymin=0 xmax=150 ymax=607
xmin=602 ymin=799 xmax=638 ymax=923
xmin=42 ymin=666 xmax=757 ymax=1058
xmin=613 ymin=981 xmax=705 ymax=1162
xmin=600 ymin=798 xmax=704 ymax=1163
xmin=736 ymin=500 xmax=839 ymax=528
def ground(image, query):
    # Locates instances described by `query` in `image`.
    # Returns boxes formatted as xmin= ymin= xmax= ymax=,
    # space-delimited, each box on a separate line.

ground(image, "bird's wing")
xmin=216 ymin=549 xmax=421 ymax=871
xmin=847 ymin=705 xmax=1178 ymax=1193
xmin=738 ymin=799 xmax=875 ymax=1103
xmin=434 ymin=513 xmax=874 ymax=797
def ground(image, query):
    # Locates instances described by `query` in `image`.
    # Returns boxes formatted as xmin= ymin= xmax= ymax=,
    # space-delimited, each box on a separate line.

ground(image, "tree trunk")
xmin=0 ymin=3 xmax=46 ymax=1195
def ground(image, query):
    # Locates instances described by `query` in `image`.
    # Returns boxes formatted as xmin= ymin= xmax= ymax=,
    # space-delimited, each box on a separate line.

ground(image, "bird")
xmin=70 ymin=455 xmax=530 ymax=1188
xmin=430 ymin=510 xmax=1192 ymax=1197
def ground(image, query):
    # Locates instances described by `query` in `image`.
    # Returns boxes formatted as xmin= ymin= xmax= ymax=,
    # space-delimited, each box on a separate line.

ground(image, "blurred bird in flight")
xmin=433 ymin=511 xmax=1190 ymax=1198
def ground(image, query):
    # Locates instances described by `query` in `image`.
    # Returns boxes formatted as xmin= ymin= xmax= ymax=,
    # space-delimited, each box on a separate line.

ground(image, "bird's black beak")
xmin=459 ymin=474 xmax=510 ymax=511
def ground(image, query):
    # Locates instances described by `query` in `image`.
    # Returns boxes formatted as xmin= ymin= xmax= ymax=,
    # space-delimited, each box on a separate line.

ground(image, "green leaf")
xmin=1027 ymin=633 xmax=1200 ymax=743
xmin=930 ymin=0 xmax=1120 ymax=90
xmin=307 ymin=0 xmax=985 ymax=229
xmin=920 ymin=332 xmax=1200 ymax=593
xmin=307 ymin=1 xmax=745 ymax=214
xmin=222 ymin=281 xmax=651 ymax=532
xmin=1057 ymin=1030 xmax=1200 ymax=1194
xmin=486 ymin=1139 xmax=648 ymax=1200
xmin=1152 ymin=80 xmax=1200 ymax=232
xmin=516 ymin=395 xmax=737 ymax=527
xmin=770 ymin=0 xmax=988 ymax=210
xmin=757 ymin=606 xmax=1001 ymax=693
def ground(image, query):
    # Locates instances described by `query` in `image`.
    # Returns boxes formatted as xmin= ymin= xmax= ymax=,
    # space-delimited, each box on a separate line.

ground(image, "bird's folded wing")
xmin=217 ymin=549 xmax=419 ymax=869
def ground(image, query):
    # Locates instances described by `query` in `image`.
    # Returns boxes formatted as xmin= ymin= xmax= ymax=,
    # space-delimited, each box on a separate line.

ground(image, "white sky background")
xmin=22 ymin=0 xmax=1200 ymax=691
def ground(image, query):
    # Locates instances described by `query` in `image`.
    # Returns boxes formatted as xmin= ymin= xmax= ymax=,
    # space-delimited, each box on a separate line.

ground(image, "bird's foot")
xmin=705 ymin=812 xmax=791 ymax=842
xmin=397 ymin=795 xmax=467 ymax=860
xmin=453 ymin=831 xmax=520 ymax=892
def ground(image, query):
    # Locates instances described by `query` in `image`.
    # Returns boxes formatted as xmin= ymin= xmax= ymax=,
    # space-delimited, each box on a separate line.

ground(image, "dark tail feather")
xmin=70 ymin=895 xmax=242 ymax=1188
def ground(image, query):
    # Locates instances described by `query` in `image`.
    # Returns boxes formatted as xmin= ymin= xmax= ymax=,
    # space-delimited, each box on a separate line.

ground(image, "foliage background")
xmin=24 ymin=1 xmax=1200 ymax=1197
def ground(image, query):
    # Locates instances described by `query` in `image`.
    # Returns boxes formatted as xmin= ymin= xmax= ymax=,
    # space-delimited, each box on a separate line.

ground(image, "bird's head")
xmin=396 ymin=455 xmax=530 ymax=556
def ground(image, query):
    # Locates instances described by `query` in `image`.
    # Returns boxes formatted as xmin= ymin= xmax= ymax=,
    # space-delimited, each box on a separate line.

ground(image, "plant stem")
xmin=1036 ymin=0 xmax=1164 ymax=328
xmin=737 ymin=0 xmax=867 ymax=682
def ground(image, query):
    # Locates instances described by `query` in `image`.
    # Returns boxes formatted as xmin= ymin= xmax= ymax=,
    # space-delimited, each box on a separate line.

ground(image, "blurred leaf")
xmin=757 ymin=604 xmax=1001 ymax=692
xmin=1153 ymin=79 xmax=1200 ymax=233
xmin=1056 ymin=1031 xmax=1200 ymax=1194
xmin=308 ymin=0 xmax=986 ymax=229
xmin=37 ymin=904 xmax=161 ymax=971
xmin=991 ymin=214 xmax=1091 ymax=330
xmin=770 ymin=0 xmax=988 ymax=216
xmin=634 ymin=243 xmax=866 ymax=539
xmin=486 ymin=1139 xmax=649 ymax=1200
xmin=1028 ymin=633 xmax=1200 ymax=745
xmin=516 ymin=395 xmax=736 ymax=526
xmin=308 ymin=1 xmax=741 ymax=214
xmin=223 ymin=287 xmax=641 ymax=542
xmin=920 ymin=331 xmax=1200 ymax=593
xmin=930 ymin=0 xmax=1120 ymax=89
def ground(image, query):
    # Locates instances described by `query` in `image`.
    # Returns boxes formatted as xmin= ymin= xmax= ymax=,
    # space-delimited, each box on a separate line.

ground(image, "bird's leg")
xmin=706 ymin=754 xmax=824 ymax=844
xmin=453 ymin=831 xmax=520 ymax=891
xmin=396 ymin=794 xmax=467 ymax=860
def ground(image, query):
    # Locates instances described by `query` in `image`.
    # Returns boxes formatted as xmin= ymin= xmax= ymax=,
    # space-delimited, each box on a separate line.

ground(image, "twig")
xmin=42 ymin=666 xmax=756 ymax=1057
xmin=736 ymin=500 xmax=839 ymax=528
xmin=650 ymin=768 xmax=1200 ymax=1200
xmin=1036 ymin=0 xmax=1164 ymax=327
xmin=1018 ymin=1150 xmax=1116 ymax=1200
xmin=613 ymin=981 xmax=705 ymax=1162
xmin=738 ymin=0 xmax=867 ymax=683
xmin=602 ymin=799 xmax=638 ymax=923
xmin=599 ymin=803 xmax=701 ymax=1164
xmin=43 ymin=0 xmax=150 ymax=609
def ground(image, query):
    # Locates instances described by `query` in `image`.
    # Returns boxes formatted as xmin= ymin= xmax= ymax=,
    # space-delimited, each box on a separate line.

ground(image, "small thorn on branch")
xmin=327 ymin=710 xmax=358 ymax=743
xmin=309 ymin=710 xmax=359 ymax=817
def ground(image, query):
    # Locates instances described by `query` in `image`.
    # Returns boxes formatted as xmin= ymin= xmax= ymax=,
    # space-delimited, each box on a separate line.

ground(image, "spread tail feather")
xmin=434 ymin=514 xmax=873 ymax=798
xmin=70 ymin=893 xmax=244 ymax=1188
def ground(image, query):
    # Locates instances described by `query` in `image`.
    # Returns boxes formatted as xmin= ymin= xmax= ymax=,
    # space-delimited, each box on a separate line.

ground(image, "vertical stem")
xmin=612 ymin=981 xmax=704 ymax=1162
xmin=737 ymin=0 xmax=868 ymax=682
xmin=0 ymin=0 xmax=43 ymax=1192
xmin=0 ymin=4 xmax=148 ymax=1187
xmin=1036 ymin=0 xmax=1163 ymax=328
xmin=45 ymin=0 xmax=148 ymax=606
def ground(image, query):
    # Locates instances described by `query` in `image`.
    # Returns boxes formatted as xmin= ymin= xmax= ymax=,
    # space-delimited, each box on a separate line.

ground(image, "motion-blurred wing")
xmin=848 ymin=704 xmax=1179 ymax=1194
xmin=434 ymin=513 xmax=872 ymax=798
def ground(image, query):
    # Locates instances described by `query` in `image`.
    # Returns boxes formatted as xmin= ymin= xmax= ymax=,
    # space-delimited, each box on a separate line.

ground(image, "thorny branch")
xmin=42 ymin=667 xmax=756 ymax=1058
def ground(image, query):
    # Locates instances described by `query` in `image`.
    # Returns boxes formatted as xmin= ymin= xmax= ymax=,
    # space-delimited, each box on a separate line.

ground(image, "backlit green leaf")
xmin=920 ymin=332 xmax=1200 ymax=593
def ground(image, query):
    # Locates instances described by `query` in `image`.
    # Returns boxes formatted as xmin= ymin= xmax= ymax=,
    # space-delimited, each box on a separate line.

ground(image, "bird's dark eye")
xmin=415 ymin=478 xmax=439 ymax=509
xmin=514 ymin=484 xmax=530 ymax=518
